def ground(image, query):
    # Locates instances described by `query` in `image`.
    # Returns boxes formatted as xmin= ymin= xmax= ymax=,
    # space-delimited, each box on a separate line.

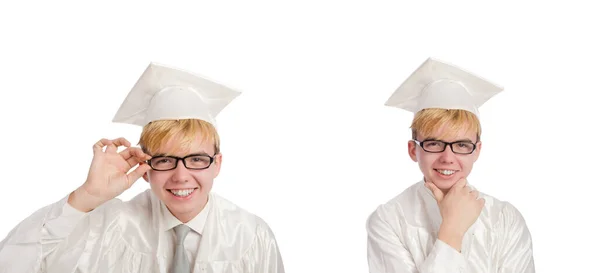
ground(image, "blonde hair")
xmin=410 ymin=108 xmax=481 ymax=142
xmin=139 ymin=119 xmax=220 ymax=155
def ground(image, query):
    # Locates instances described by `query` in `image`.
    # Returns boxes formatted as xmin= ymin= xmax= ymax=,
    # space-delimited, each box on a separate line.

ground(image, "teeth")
xmin=436 ymin=169 xmax=456 ymax=176
xmin=170 ymin=189 xmax=194 ymax=197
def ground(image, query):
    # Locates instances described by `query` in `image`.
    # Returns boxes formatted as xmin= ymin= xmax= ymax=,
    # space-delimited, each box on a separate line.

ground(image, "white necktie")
xmin=172 ymin=224 xmax=191 ymax=273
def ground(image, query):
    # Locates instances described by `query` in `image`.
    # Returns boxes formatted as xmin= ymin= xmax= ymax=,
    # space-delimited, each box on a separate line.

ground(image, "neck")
xmin=167 ymin=195 xmax=209 ymax=223
xmin=173 ymin=210 xmax=200 ymax=223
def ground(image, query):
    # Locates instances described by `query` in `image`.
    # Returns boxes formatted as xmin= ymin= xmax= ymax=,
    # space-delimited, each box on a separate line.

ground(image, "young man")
xmin=366 ymin=58 xmax=535 ymax=273
xmin=0 ymin=63 xmax=285 ymax=273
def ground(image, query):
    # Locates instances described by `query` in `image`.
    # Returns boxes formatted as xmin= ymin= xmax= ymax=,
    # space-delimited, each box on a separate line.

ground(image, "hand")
xmin=425 ymin=178 xmax=485 ymax=251
xmin=68 ymin=138 xmax=152 ymax=212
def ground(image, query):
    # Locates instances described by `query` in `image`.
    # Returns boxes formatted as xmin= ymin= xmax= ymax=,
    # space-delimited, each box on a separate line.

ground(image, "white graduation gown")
xmin=0 ymin=189 xmax=284 ymax=273
xmin=366 ymin=180 xmax=535 ymax=273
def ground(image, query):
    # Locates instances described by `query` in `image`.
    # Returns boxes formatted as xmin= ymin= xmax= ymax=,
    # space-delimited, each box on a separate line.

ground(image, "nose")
xmin=439 ymin=144 xmax=456 ymax=163
xmin=171 ymin=159 xmax=192 ymax=183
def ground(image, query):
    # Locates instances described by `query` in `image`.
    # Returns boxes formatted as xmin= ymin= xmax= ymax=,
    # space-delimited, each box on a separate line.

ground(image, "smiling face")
xmin=139 ymin=119 xmax=221 ymax=223
xmin=407 ymin=109 xmax=482 ymax=193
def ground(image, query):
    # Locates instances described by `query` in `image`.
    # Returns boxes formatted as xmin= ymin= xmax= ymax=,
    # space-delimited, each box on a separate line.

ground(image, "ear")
xmin=142 ymin=171 xmax=150 ymax=182
xmin=473 ymin=141 xmax=482 ymax=162
xmin=408 ymin=140 xmax=418 ymax=162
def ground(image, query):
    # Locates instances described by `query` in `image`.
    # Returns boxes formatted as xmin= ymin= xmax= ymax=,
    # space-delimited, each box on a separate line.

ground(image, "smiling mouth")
xmin=167 ymin=188 xmax=198 ymax=197
xmin=434 ymin=169 xmax=458 ymax=176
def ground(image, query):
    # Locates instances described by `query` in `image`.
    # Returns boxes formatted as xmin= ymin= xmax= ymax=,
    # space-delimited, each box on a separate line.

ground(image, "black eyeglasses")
xmin=147 ymin=153 xmax=216 ymax=171
xmin=413 ymin=139 xmax=477 ymax=154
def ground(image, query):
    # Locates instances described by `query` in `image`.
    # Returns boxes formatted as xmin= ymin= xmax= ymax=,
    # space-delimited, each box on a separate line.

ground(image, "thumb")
xmin=478 ymin=197 xmax=486 ymax=209
xmin=426 ymin=182 xmax=444 ymax=203
xmin=127 ymin=163 xmax=152 ymax=188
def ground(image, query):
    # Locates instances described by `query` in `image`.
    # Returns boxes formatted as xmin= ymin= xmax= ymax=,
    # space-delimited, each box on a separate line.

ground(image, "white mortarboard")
xmin=384 ymin=57 xmax=503 ymax=118
xmin=112 ymin=62 xmax=241 ymax=127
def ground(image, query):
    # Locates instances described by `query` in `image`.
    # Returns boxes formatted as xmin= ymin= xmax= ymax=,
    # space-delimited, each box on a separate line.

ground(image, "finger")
xmin=469 ymin=190 xmax=480 ymax=199
xmin=477 ymin=197 xmax=486 ymax=208
xmin=461 ymin=185 xmax=474 ymax=195
xmin=453 ymin=178 xmax=468 ymax=190
xmin=426 ymin=182 xmax=445 ymax=203
xmin=106 ymin=137 xmax=131 ymax=154
xmin=139 ymin=149 xmax=152 ymax=160
xmin=126 ymin=163 xmax=152 ymax=188
xmin=126 ymin=154 xmax=149 ymax=168
xmin=119 ymin=147 xmax=146 ymax=160
xmin=93 ymin=138 xmax=112 ymax=154
xmin=119 ymin=147 xmax=135 ymax=160
xmin=105 ymin=143 xmax=118 ymax=154
xmin=113 ymin=137 xmax=131 ymax=148
xmin=132 ymin=147 xmax=151 ymax=160
xmin=120 ymin=148 xmax=150 ymax=167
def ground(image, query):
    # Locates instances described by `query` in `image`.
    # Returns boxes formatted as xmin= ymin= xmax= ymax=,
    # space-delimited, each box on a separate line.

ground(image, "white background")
xmin=0 ymin=1 xmax=598 ymax=272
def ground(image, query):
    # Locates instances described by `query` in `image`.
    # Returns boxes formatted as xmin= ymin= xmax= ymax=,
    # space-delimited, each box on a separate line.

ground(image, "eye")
xmin=425 ymin=141 xmax=442 ymax=147
xmin=152 ymin=157 xmax=174 ymax=165
xmin=190 ymin=156 xmax=210 ymax=163
xmin=454 ymin=142 xmax=475 ymax=152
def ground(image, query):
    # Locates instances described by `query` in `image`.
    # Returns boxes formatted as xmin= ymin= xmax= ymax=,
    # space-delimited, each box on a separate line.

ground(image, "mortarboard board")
xmin=384 ymin=57 xmax=503 ymax=119
xmin=112 ymin=62 xmax=241 ymax=127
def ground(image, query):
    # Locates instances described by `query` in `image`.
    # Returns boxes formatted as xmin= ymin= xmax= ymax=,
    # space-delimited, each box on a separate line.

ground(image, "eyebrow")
xmin=454 ymin=139 xmax=475 ymax=143
xmin=422 ymin=138 xmax=474 ymax=143
xmin=187 ymin=152 xmax=211 ymax=157
xmin=153 ymin=151 xmax=211 ymax=157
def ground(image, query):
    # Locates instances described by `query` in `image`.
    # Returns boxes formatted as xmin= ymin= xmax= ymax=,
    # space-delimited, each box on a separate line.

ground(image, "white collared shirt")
xmin=159 ymin=195 xmax=212 ymax=266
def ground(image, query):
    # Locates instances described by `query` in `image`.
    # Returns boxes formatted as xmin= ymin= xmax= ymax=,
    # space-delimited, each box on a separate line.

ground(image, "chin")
xmin=168 ymin=203 xmax=195 ymax=214
xmin=433 ymin=179 xmax=455 ymax=190
xmin=428 ymin=173 xmax=460 ymax=190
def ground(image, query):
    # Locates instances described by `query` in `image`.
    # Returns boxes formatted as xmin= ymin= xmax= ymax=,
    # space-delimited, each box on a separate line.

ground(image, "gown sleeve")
xmin=495 ymin=202 xmax=535 ymax=273
xmin=0 ymin=194 xmax=122 ymax=273
xmin=367 ymin=205 xmax=469 ymax=273
xmin=254 ymin=222 xmax=285 ymax=273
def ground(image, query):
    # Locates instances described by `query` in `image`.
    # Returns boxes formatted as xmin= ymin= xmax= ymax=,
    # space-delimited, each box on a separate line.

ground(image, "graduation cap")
xmin=384 ymin=57 xmax=503 ymax=119
xmin=112 ymin=62 xmax=241 ymax=127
